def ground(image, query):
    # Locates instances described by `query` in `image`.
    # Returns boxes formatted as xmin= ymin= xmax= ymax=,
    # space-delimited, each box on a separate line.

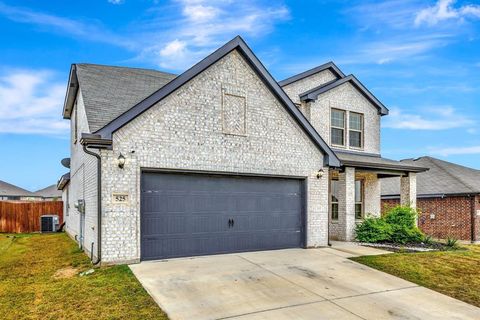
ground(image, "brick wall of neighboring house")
xmin=381 ymin=195 xmax=479 ymax=241
xmin=475 ymin=195 xmax=480 ymax=243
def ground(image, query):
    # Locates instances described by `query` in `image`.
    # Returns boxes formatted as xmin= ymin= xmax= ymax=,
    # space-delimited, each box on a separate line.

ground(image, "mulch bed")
xmin=359 ymin=242 xmax=461 ymax=253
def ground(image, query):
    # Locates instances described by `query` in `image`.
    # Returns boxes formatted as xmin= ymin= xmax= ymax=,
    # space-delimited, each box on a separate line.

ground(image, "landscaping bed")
xmin=0 ymin=233 xmax=168 ymax=320
xmin=360 ymin=241 xmax=462 ymax=253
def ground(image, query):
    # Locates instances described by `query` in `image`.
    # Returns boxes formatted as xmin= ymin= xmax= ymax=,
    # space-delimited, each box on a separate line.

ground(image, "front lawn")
xmin=351 ymin=245 xmax=480 ymax=307
xmin=0 ymin=233 xmax=168 ymax=320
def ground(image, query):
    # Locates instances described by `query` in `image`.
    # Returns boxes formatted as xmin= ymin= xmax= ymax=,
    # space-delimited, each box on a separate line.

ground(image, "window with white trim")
xmin=331 ymin=109 xmax=345 ymax=146
xmin=349 ymin=112 xmax=363 ymax=148
xmin=355 ymin=179 xmax=364 ymax=219
xmin=331 ymin=178 xmax=339 ymax=220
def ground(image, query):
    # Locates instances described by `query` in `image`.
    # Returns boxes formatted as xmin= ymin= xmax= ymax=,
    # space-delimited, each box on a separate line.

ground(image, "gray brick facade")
xmin=99 ymin=50 xmax=330 ymax=263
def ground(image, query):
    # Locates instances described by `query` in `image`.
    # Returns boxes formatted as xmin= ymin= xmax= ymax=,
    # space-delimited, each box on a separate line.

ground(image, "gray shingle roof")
xmin=0 ymin=180 xmax=33 ymax=197
xmin=33 ymin=184 xmax=62 ymax=198
xmin=75 ymin=64 xmax=177 ymax=132
xmin=335 ymin=150 xmax=428 ymax=172
xmin=381 ymin=156 xmax=480 ymax=197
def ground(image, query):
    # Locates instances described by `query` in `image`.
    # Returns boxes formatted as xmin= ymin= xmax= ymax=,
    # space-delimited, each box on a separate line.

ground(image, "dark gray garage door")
xmin=141 ymin=172 xmax=305 ymax=261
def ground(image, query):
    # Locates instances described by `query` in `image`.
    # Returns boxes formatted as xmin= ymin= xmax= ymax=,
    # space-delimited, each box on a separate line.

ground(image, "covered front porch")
xmin=329 ymin=151 xmax=428 ymax=241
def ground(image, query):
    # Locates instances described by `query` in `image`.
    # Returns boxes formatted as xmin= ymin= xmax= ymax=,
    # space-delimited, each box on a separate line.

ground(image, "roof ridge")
xmin=426 ymin=157 xmax=476 ymax=193
xmin=76 ymin=63 xmax=177 ymax=76
xmin=278 ymin=61 xmax=345 ymax=87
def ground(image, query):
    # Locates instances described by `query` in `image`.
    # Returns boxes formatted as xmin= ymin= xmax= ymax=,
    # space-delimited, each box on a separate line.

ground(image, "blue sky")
xmin=0 ymin=0 xmax=479 ymax=191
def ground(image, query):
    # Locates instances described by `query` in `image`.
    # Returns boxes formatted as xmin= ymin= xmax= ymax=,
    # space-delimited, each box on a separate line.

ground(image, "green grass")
xmin=351 ymin=245 xmax=480 ymax=307
xmin=0 ymin=233 xmax=168 ymax=320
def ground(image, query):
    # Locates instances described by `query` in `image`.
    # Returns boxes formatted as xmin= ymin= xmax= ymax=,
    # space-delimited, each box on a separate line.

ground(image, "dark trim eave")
xmin=57 ymin=173 xmax=70 ymax=190
xmin=63 ymin=64 xmax=78 ymax=119
xmin=381 ymin=192 xmax=480 ymax=199
xmin=93 ymin=36 xmax=340 ymax=167
xmin=299 ymin=75 xmax=389 ymax=116
xmin=278 ymin=62 xmax=346 ymax=87
xmin=80 ymin=133 xmax=112 ymax=149
xmin=341 ymin=160 xmax=429 ymax=173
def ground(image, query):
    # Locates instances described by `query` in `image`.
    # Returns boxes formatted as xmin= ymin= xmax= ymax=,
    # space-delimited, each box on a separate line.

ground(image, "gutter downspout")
xmin=83 ymin=144 xmax=102 ymax=265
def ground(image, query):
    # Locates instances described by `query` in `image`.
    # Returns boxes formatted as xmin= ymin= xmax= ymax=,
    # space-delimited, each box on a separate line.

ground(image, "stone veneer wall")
xmin=99 ymin=50 xmax=330 ymax=263
xmin=329 ymin=170 xmax=380 ymax=241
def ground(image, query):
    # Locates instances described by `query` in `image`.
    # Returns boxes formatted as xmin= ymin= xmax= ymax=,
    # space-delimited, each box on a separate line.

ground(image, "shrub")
xmin=423 ymin=234 xmax=434 ymax=245
xmin=355 ymin=205 xmax=424 ymax=244
xmin=355 ymin=217 xmax=392 ymax=243
xmin=445 ymin=237 xmax=459 ymax=249
xmin=384 ymin=206 xmax=424 ymax=244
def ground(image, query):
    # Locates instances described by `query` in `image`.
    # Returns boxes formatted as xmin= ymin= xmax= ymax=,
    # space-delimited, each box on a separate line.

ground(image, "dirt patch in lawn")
xmin=53 ymin=266 xmax=79 ymax=279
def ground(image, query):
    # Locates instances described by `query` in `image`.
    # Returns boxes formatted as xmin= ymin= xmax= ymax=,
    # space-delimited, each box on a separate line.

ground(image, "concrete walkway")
xmin=130 ymin=247 xmax=480 ymax=320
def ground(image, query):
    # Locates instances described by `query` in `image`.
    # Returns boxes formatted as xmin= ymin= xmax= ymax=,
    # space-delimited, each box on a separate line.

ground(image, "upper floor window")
xmin=349 ymin=112 xmax=363 ymax=148
xmin=331 ymin=109 xmax=345 ymax=146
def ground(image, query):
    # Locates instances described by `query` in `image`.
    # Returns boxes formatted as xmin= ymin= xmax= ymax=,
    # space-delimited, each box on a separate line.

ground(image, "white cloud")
xmin=383 ymin=106 xmax=475 ymax=130
xmin=0 ymin=2 xmax=133 ymax=48
xmin=358 ymin=34 xmax=450 ymax=64
xmin=182 ymin=4 xmax=220 ymax=22
xmin=431 ymin=145 xmax=480 ymax=156
xmin=0 ymin=69 xmax=68 ymax=135
xmin=0 ymin=1 xmax=289 ymax=71
xmin=136 ymin=0 xmax=290 ymax=69
xmin=415 ymin=0 xmax=480 ymax=26
xmin=108 ymin=0 xmax=124 ymax=4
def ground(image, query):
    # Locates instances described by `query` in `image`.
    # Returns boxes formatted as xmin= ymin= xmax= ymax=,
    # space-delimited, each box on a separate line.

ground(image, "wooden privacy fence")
xmin=0 ymin=201 xmax=63 ymax=233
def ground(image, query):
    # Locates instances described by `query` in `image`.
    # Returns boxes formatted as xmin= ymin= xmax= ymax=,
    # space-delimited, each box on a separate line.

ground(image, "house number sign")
xmin=112 ymin=193 xmax=129 ymax=204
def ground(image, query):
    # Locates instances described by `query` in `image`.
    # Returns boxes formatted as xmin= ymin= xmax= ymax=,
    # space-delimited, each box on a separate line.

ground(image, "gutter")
xmin=80 ymin=133 xmax=112 ymax=265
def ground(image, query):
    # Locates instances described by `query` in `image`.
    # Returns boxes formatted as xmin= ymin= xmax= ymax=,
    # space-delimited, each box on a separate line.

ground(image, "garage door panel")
xmin=141 ymin=172 xmax=304 ymax=261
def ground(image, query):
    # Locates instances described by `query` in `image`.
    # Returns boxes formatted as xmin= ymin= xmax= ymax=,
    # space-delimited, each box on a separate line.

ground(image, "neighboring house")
xmin=58 ymin=36 xmax=426 ymax=264
xmin=382 ymin=156 xmax=480 ymax=242
xmin=0 ymin=180 xmax=38 ymax=201
xmin=33 ymin=184 xmax=62 ymax=201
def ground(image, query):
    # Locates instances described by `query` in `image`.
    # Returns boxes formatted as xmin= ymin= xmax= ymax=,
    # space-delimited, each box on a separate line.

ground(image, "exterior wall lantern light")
xmin=118 ymin=153 xmax=126 ymax=169
xmin=317 ymin=169 xmax=324 ymax=179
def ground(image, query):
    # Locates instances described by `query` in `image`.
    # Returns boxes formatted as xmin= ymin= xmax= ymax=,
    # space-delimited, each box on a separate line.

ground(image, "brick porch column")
xmin=400 ymin=172 xmax=417 ymax=209
xmin=338 ymin=167 xmax=356 ymax=241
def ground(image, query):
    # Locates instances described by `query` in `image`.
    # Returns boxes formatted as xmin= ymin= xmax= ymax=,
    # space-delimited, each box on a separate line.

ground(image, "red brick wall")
xmin=381 ymin=195 xmax=478 ymax=241
xmin=475 ymin=195 xmax=480 ymax=242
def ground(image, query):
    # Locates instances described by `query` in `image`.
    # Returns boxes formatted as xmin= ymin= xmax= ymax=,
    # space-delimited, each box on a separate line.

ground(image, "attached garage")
xmin=141 ymin=172 xmax=305 ymax=260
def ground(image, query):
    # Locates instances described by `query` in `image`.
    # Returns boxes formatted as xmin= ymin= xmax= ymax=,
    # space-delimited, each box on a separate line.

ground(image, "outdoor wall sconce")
xmin=118 ymin=153 xmax=126 ymax=169
xmin=316 ymin=169 xmax=324 ymax=179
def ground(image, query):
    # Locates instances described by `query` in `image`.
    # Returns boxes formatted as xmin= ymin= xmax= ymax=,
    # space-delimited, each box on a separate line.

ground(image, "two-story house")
xmin=57 ymin=36 xmax=426 ymax=264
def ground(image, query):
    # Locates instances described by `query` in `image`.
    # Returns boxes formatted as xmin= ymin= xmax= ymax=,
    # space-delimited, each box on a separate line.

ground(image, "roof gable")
xmin=278 ymin=62 xmax=345 ymax=87
xmin=299 ymin=75 xmax=389 ymax=116
xmin=94 ymin=36 xmax=340 ymax=167
xmin=63 ymin=64 xmax=177 ymax=132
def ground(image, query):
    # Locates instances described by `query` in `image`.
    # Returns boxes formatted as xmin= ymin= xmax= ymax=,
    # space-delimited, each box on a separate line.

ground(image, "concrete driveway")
xmin=130 ymin=247 xmax=480 ymax=320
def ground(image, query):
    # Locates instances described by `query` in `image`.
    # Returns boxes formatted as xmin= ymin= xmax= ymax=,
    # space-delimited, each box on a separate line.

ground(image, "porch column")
xmin=338 ymin=167 xmax=356 ymax=241
xmin=400 ymin=172 xmax=417 ymax=209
